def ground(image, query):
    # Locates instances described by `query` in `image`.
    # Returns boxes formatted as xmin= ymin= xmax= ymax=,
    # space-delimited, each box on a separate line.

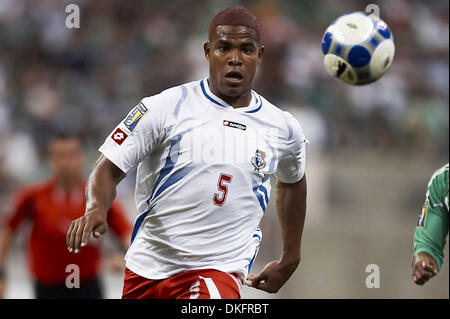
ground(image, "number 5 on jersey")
xmin=213 ymin=173 xmax=233 ymax=206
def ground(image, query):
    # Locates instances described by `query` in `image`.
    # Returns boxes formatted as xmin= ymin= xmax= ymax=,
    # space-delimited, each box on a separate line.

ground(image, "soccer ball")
xmin=321 ymin=12 xmax=395 ymax=85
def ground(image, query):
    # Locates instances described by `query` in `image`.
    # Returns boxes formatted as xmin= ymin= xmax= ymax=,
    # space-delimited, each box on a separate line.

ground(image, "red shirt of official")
xmin=3 ymin=179 xmax=132 ymax=285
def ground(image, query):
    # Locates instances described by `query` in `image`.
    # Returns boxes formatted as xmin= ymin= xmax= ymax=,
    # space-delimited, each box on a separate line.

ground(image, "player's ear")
xmin=257 ymin=45 xmax=264 ymax=65
xmin=204 ymin=42 xmax=211 ymax=61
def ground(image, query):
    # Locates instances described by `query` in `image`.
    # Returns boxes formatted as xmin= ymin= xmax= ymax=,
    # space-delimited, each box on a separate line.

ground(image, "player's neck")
xmin=223 ymin=94 xmax=252 ymax=109
xmin=55 ymin=176 xmax=82 ymax=193
xmin=208 ymin=80 xmax=252 ymax=108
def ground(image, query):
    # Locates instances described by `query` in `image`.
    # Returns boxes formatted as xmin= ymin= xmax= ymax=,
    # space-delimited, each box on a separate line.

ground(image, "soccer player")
xmin=66 ymin=6 xmax=308 ymax=299
xmin=412 ymin=163 xmax=449 ymax=286
xmin=0 ymin=133 xmax=132 ymax=299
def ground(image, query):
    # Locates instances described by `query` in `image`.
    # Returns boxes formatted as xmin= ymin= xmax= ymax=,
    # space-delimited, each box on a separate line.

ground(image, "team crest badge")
xmin=417 ymin=200 xmax=428 ymax=228
xmin=251 ymin=149 xmax=266 ymax=173
xmin=124 ymin=102 xmax=148 ymax=132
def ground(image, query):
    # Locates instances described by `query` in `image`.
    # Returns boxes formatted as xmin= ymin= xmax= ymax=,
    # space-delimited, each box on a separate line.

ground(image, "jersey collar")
xmin=200 ymin=78 xmax=262 ymax=113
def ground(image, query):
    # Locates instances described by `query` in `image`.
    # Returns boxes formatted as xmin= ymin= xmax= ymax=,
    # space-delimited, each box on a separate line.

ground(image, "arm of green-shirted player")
xmin=246 ymin=175 xmax=307 ymax=293
xmin=412 ymin=196 xmax=449 ymax=285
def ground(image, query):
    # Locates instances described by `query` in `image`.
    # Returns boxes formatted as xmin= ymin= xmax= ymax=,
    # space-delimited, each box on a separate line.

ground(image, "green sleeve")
xmin=414 ymin=167 xmax=449 ymax=271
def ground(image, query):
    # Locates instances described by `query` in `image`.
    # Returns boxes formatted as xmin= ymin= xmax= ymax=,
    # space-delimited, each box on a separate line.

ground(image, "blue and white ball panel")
xmin=321 ymin=32 xmax=332 ymax=55
xmin=321 ymin=12 xmax=394 ymax=85
xmin=323 ymin=54 xmax=358 ymax=85
xmin=369 ymin=39 xmax=395 ymax=80
xmin=328 ymin=12 xmax=374 ymax=45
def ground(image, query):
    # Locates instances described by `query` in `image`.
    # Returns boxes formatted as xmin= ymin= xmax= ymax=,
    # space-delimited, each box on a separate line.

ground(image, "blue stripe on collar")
xmin=200 ymin=80 xmax=225 ymax=107
xmin=200 ymin=79 xmax=263 ymax=113
xmin=245 ymin=95 xmax=263 ymax=113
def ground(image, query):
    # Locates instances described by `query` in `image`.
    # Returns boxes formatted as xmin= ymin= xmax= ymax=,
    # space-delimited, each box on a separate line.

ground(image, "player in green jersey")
xmin=412 ymin=163 xmax=449 ymax=285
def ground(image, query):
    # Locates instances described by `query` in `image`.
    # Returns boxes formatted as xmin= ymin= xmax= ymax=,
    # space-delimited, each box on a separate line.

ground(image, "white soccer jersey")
xmin=99 ymin=78 xmax=307 ymax=282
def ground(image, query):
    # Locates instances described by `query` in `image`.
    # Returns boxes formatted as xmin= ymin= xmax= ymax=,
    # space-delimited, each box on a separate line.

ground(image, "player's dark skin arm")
xmin=0 ymin=227 xmax=14 ymax=298
xmin=66 ymin=155 xmax=125 ymax=253
xmin=246 ymin=175 xmax=307 ymax=293
xmin=0 ymin=227 xmax=13 ymax=272
xmin=412 ymin=252 xmax=438 ymax=285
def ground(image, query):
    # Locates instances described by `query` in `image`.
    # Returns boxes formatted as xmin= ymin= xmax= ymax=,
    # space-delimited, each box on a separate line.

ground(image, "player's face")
xmin=49 ymin=138 xmax=83 ymax=183
xmin=205 ymin=25 xmax=264 ymax=103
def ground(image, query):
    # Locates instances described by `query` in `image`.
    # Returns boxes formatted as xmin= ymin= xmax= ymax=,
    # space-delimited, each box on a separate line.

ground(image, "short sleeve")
xmin=3 ymin=188 xmax=34 ymax=232
xmin=414 ymin=169 xmax=449 ymax=271
xmin=275 ymin=112 xmax=308 ymax=184
xmin=98 ymin=95 xmax=168 ymax=174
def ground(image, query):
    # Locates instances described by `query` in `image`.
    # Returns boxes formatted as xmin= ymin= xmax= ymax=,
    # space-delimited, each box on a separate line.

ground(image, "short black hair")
xmin=46 ymin=130 xmax=84 ymax=155
xmin=209 ymin=6 xmax=261 ymax=44
xmin=49 ymin=130 xmax=83 ymax=143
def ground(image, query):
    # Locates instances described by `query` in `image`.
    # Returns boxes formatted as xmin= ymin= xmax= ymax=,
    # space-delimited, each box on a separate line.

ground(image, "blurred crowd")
xmin=0 ymin=0 xmax=448 ymax=299
xmin=0 ymin=0 xmax=448 ymax=207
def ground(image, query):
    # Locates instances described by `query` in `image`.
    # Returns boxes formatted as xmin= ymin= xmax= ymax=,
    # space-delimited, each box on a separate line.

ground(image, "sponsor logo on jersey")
xmin=223 ymin=120 xmax=246 ymax=131
xmin=124 ymin=102 xmax=148 ymax=132
xmin=251 ymin=149 xmax=266 ymax=172
xmin=112 ymin=128 xmax=128 ymax=145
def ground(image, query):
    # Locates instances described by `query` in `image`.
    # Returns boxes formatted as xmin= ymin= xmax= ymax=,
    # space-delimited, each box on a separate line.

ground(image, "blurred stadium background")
xmin=0 ymin=0 xmax=448 ymax=299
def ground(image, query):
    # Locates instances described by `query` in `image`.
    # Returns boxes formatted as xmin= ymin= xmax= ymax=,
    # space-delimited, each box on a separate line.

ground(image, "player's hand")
xmin=245 ymin=258 xmax=300 ymax=293
xmin=66 ymin=211 xmax=107 ymax=253
xmin=412 ymin=252 xmax=438 ymax=285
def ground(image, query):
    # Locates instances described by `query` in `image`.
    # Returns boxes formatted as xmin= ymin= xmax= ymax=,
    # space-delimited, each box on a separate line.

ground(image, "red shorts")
xmin=122 ymin=268 xmax=241 ymax=299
